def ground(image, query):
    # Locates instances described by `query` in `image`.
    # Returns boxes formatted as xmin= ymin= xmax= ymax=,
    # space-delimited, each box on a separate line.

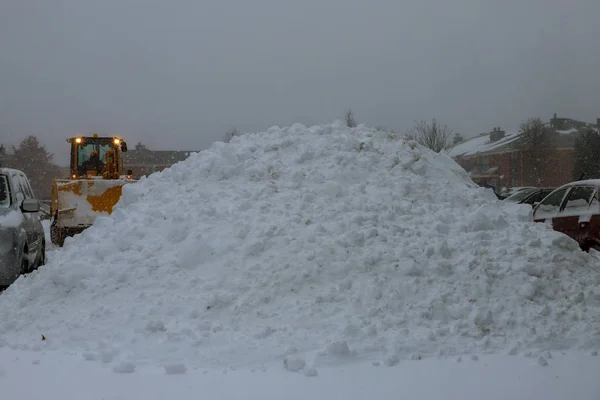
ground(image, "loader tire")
xmin=50 ymin=223 xmax=64 ymax=248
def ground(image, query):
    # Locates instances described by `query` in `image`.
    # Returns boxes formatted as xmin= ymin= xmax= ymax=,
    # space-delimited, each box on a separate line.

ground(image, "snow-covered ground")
xmin=2 ymin=122 xmax=600 ymax=397
xmin=2 ymin=347 xmax=599 ymax=400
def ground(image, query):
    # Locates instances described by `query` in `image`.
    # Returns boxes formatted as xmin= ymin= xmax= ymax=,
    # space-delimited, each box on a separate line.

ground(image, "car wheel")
xmin=580 ymin=241 xmax=592 ymax=253
xmin=50 ymin=222 xmax=60 ymax=246
xmin=39 ymin=240 xmax=46 ymax=267
xmin=20 ymin=245 xmax=30 ymax=274
xmin=33 ymin=240 xmax=46 ymax=270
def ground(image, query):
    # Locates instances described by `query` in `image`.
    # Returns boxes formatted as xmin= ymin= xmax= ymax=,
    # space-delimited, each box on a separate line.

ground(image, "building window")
xmin=481 ymin=156 xmax=490 ymax=171
xmin=509 ymin=152 xmax=517 ymax=187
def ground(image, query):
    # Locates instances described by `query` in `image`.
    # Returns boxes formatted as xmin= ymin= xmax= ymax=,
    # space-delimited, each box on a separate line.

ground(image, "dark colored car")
xmin=504 ymin=187 xmax=556 ymax=207
xmin=532 ymin=180 xmax=600 ymax=252
xmin=0 ymin=168 xmax=46 ymax=287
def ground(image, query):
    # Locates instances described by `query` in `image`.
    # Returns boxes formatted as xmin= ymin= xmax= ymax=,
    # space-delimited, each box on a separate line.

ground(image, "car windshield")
xmin=0 ymin=175 xmax=10 ymax=207
xmin=505 ymin=189 xmax=536 ymax=202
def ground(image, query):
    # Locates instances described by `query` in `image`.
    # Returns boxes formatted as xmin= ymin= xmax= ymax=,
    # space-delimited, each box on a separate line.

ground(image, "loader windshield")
xmin=0 ymin=175 xmax=9 ymax=207
xmin=77 ymin=143 xmax=112 ymax=172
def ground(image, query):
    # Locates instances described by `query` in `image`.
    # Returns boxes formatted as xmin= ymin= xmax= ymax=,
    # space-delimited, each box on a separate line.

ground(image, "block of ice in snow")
xmin=384 ymin=354 xmax=400 ymax=366
xmin=326 ymin=341 xmax=355 ymax=357
xmin=112 ymin=362 xmax=136 ymax=373
xmin=146 ymin=320 xmax=167 ymax=333
xmin=164 ymin=363 xmax=187 ymax=375
xmin=283 ymin=358 xmax=306 ymax=372
xmin=467 ymin=205 xmax=509 ymax=231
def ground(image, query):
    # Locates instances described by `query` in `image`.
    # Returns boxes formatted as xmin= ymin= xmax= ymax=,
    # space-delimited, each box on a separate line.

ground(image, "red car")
xmin=532 ymin=180 xmax=600 ymax=252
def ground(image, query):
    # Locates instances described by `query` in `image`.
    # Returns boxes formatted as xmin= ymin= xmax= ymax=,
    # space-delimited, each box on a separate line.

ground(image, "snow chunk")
xmin=145 ymin=321 xmax=167 ymax=333
xmin=164 ymin=364 xmax=187 ymax=375
xmin=326 ymin=341 xmax=355 ymax=358
xmin=384 ymin=354 xmax=400 ymax=367
xmin=283 ymin=358 xmax=306 ymax=373
xmin=112 ymin=362 xmax=136 ymax=374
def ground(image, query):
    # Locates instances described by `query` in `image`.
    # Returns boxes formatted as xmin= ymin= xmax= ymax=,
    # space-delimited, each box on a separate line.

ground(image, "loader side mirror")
xmin=21 ymin=199 xmax=40 ymax=213
xmin=120 ymin=141 xmax=128 ymax=152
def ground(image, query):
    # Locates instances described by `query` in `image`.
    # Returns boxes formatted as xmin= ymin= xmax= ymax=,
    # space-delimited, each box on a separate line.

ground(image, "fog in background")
xmin=1 ymin=0 xmax=599 ymax=165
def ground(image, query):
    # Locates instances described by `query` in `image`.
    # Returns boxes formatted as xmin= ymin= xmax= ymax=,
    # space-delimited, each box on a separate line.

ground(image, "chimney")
xmin=489 ymin=127 xmax=506 ymax=143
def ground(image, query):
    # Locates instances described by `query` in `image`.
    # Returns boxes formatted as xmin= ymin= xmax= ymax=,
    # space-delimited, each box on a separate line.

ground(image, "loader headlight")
xmin=114 ymin=138 xmax=120 ymax=145
xmin=71 ymin=174 xmax=77 ymax=179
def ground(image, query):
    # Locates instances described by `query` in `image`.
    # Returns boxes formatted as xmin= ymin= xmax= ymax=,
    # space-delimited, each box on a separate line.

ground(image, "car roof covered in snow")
xmin=559 ymin=179 xmax=600 ymax=188
xmin=0 ymin=167 xmax=27 ymax=176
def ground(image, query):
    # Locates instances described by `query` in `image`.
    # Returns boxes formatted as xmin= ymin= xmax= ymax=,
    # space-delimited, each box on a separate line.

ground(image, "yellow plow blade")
xmin=52 ymin=179 xmax=134 ymax=229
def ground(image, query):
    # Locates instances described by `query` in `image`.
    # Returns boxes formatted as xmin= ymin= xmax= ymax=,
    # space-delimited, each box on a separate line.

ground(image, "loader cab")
xmin=68 ymin=134 xmax=128 ymax=180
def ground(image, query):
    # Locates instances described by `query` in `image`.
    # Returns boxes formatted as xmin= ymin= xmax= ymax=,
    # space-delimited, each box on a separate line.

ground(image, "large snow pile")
xmin=1 ymin=122 xmax=599 ymax=370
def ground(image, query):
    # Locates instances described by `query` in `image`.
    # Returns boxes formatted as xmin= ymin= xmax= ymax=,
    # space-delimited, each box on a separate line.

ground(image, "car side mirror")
xmin=120 ymin=141 xmax=128 ymax=152
xmin=21 ymin=198 xmax=40 ymax=213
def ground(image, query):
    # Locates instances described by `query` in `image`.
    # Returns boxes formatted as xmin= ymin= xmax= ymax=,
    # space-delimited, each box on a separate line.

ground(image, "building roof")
xmin=448 ymin=117 xmax=598 ymax=159
xmin=448 ymin=131 xmax=521 ymax=158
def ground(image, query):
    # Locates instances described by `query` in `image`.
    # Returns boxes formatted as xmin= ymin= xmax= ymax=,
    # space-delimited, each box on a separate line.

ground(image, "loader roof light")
xmin=113 ymin=138 xmax=121 ymax=145
xmin=75 ymin=137 xmax=82 ymax=144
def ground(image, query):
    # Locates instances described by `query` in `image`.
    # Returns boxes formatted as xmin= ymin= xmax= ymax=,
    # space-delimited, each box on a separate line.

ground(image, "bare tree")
xmin=345 ymin=109 xmax=357 ymax=128
xmin=519 ymin=117 xmax=555 ymax=185
xmin=406 ymin=118 xmax=452 ymax=152
xmin=223 ymin=128 xmax=239 ymax=143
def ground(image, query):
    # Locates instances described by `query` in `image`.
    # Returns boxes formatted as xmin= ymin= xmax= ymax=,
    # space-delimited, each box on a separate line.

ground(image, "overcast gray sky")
xmin=1 ymin=0 xmax=599 ymax=165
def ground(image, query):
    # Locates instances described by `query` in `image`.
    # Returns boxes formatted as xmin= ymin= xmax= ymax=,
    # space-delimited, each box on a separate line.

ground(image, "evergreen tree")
xmin=12 ymin=135 xmax=60 ymax=199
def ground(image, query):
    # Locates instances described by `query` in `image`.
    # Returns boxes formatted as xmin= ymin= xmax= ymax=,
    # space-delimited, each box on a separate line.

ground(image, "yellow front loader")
xmin=50 ymin=134 xmax=136 ymax=246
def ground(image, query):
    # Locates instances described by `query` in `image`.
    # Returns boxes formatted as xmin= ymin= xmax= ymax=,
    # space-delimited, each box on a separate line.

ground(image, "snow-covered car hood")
xmin=0 ymin=207 xmax=24 ymax=228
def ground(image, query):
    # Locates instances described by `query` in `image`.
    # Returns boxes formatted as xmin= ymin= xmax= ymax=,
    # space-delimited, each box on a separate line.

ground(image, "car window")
xmin=561 ymin=186 xmax=596 ymax=213
xmin=590 ymin=191 xmax=599 ymax=209
xmin=529 ymin=189 xmax=554 ymax=204
xmin=20 ymin=175 xmax=35 ymax=199
xmin=13 ymin=174 xmax=35 ymax=200
xmin=535 ymin=187 xmax=569 ymax=218
xmin=505 ymin=189 xmax=536 ymax=202
xmin=526 ymin=191 xmax=543 ymax=204
xmin=0 ymin=175 xmax=10 ymax=207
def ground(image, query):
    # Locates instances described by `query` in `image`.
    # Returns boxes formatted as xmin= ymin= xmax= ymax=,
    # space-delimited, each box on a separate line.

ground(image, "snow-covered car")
xmin=532 ymin=180 xmax=600 ymax=252
xmin=499 ymin=186 xmax=537 ymax=199
xmin=0 ymin=168 xmax=46 ymax=287
xmin=504 ymin=187 xmax=555 ymax=207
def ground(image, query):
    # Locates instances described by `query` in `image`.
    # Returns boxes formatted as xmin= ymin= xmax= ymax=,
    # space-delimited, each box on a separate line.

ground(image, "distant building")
xmin=448 ymin=116 xmax=599 ymax=191
xmin=122 ymin=143 xmax=199 ymax=178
